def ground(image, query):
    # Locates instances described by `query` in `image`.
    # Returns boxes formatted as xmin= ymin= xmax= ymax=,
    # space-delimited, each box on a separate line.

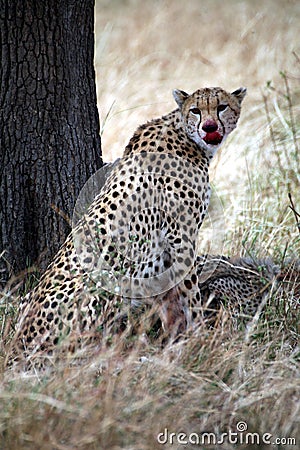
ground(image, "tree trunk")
xmin=0 ymin=0 xmax=102 ymax=284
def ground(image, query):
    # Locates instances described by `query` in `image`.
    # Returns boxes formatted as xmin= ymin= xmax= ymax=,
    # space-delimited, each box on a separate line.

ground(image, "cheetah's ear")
xmin=231 ymin=87 xmax=247 ymax=104
xmin=173 ymin=89 xmax=189 ymax=108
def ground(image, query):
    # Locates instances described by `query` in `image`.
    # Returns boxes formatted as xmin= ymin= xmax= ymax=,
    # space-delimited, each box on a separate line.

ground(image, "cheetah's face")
xmin=173 ymin=87 xmax=246 ymax=156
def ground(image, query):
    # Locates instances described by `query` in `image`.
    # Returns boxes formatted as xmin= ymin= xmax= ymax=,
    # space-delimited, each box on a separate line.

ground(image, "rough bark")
xmin=0 ymin=0 xmax=102 ymax=283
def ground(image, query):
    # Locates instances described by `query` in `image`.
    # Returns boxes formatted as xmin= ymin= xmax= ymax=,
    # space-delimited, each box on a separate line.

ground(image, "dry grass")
xmin=1 ymin=312 xmax=299 ymax=449
xmin=0 ymin=0 xmax=299 ymax=448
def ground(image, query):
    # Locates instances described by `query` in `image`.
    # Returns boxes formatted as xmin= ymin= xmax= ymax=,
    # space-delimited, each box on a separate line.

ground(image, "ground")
xmin=0 ymin=0 xmax=299 ymax=448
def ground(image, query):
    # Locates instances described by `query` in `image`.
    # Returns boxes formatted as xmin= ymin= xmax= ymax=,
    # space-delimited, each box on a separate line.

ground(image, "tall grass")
xmin=225 ymin=71 xmax=300 ymax=260
xmin=1 ymin=0 xmax=299 ymax=448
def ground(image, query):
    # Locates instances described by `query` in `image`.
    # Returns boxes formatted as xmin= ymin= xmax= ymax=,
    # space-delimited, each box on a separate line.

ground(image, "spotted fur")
xmin=196 ymin=255 xmax=280 ymax=319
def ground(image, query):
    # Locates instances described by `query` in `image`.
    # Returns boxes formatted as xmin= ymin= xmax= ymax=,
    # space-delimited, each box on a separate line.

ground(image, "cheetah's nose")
xmin=202 ymin=120 xmax=218 ymax=133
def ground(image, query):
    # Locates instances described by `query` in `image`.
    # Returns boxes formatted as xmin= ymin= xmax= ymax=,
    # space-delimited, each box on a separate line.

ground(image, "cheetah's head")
xmin=173 ymin=87 xmax=247 ymax=157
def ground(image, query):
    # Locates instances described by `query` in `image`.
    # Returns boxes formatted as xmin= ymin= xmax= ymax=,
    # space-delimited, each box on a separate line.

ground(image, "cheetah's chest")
xmin=74 ymin=152 xmax=210 ymax=299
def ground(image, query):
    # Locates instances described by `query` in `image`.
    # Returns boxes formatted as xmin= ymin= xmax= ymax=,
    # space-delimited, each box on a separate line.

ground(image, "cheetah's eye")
xmin=190 ymin=107 xmax=201 ymax=116
xmin=217 ymin=104 xmax=228 ymax=113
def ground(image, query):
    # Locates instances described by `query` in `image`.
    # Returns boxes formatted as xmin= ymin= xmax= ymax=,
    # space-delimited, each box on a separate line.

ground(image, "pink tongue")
xmin=203 ymin=132 xmax=222 ymax=145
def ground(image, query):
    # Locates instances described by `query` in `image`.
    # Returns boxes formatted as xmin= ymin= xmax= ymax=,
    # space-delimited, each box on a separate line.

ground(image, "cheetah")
xmin=196 ymin=255 xmax=279 ymax=320
xmin=197 ymin=255 xmax=300 ymax=327
xmin=9 ymin=86 xmax=246 ymax=361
